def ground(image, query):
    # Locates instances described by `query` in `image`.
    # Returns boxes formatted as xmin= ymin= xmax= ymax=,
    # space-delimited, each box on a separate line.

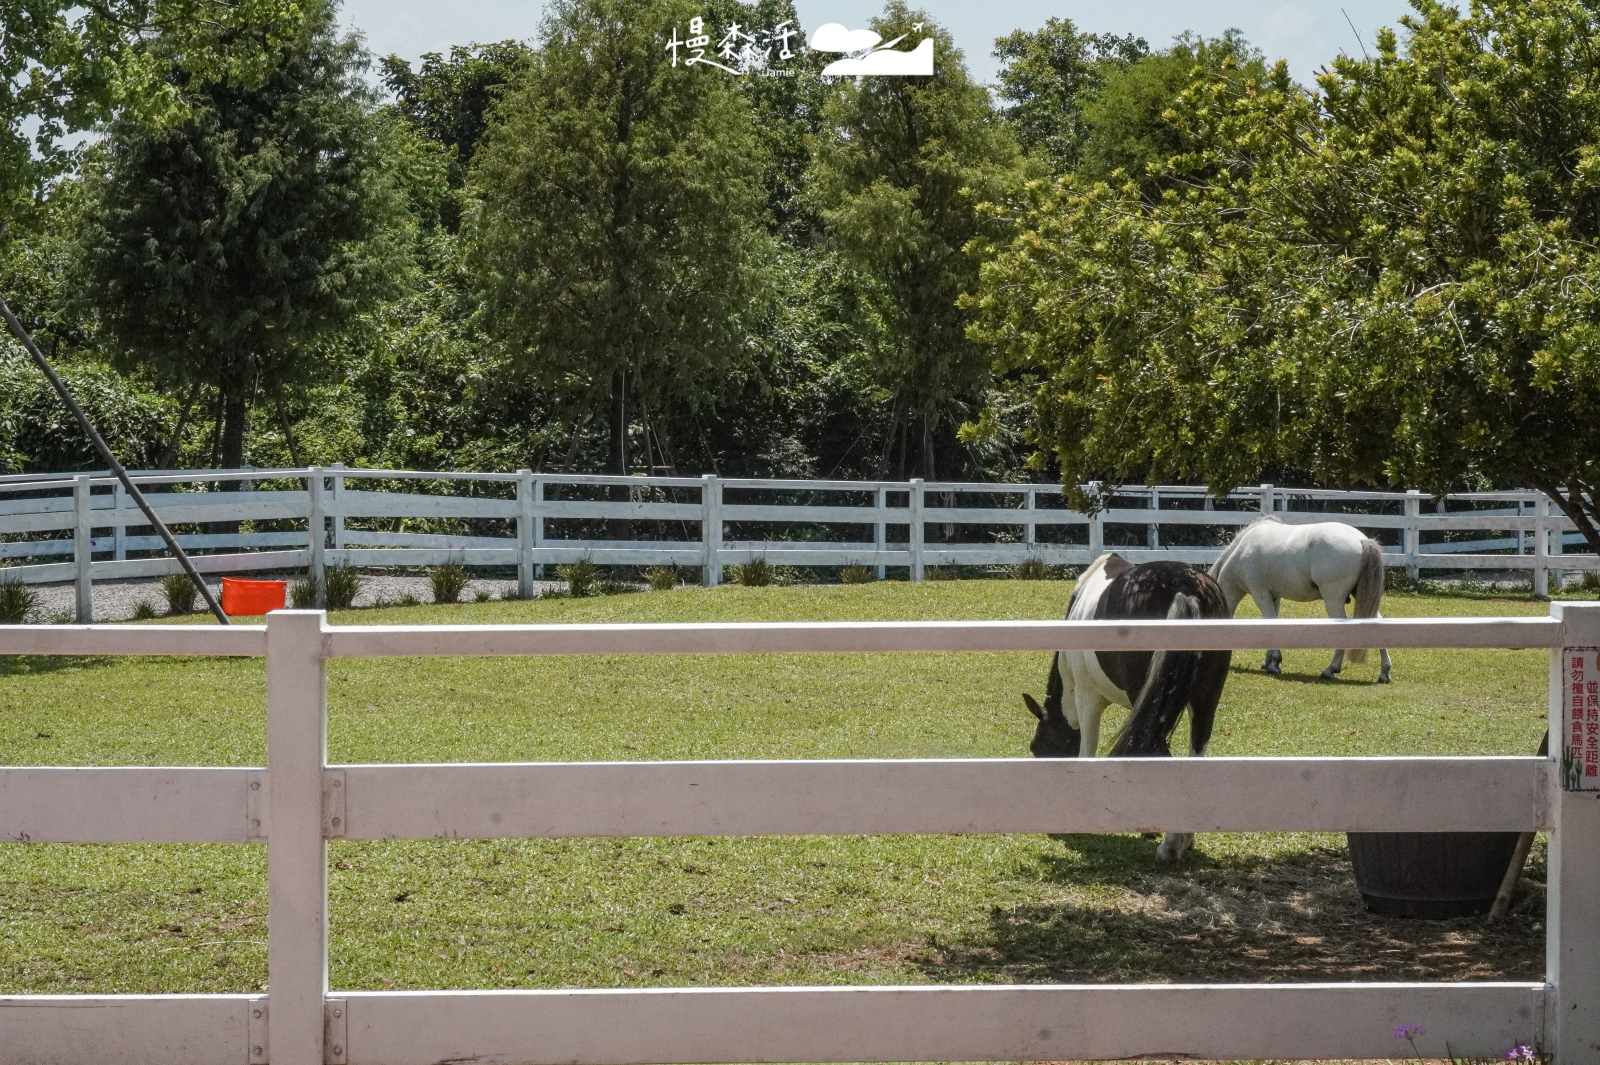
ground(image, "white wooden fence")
xmin=1 ymin=466 xmax=1594 ymax=621
xmin=2 ymin=605 xmax=1598 ymax=1062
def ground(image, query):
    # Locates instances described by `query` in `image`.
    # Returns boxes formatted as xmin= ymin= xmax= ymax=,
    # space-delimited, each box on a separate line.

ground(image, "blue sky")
xmin=342 ymin=0 xmax=1420 ymax=86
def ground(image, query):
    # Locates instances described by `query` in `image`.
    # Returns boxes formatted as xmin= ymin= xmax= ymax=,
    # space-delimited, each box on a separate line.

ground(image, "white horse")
xmin=1209 ymin=516 xmax=1392 ymax=683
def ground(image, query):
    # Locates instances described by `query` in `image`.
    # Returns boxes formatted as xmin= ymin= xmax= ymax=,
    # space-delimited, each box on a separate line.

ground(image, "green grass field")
xmin=0 ymin=581 xmax=1554 ymax=996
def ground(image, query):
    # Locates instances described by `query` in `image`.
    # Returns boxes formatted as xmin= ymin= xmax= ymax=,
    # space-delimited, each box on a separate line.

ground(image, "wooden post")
xmin=1405 ymin=490 xmax=1421 ymax=584
xmin=1548 ymin=600 xmax=1600 ymax=1062
xmin=73 ymin=474 xmax=93 ymax=623
xmin=266 ymin=610 xmax=329 ymax=1065
xmin=1259 ymin=483 xmax=1275 ymax=515
xmin=875 ymin=487 xmax=887 ymax=581
xmin=909 ymin=479 xmax=925 ymax=581
xmin=308 ymin=468 xmax=326 ymax=607
xmin=702 ymin=474 xmax=721 ymax=587
xmin=1536 ymin=496 xmax=1550 ymax=598
xmin=113 ymin=480 xmax=127 ymax=562
xmin=330 ymin=462 xmax=345 ymax=551
xmin=1148 ymin=488 xmax=1160 ymax=550
xmin=517 ymin=469 xmax=534 ymax=600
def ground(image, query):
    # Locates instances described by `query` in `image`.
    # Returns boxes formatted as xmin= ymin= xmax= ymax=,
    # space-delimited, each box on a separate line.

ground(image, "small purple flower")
xmin=1505 ymin=1044 xmax=1536 ymax=1062
xmin=1394 ymin=1024 xmax=1426 ymax=1041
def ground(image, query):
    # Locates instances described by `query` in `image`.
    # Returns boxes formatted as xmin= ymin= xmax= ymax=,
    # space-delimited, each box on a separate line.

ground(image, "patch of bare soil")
xmin=924 ymin=840 xmax=1544 ymax=985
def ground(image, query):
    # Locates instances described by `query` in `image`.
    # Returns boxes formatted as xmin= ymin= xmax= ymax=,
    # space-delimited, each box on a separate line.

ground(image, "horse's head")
xmin=1023 ymin=692 xmax=1081 ymax=758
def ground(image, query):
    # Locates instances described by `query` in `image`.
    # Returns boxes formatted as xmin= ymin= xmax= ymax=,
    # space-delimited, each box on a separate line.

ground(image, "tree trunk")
xmin=608 ymin=368 xmax=628 ymax=476
xmin=921 ymin=416 xmax=936 ymax=482
xmin=215 ymin=377 xmax=248 ymax=534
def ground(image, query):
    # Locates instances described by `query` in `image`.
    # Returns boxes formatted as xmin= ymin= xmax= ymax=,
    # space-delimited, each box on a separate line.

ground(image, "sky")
xmin=341 ymin=0 xmax=1420 ymax=87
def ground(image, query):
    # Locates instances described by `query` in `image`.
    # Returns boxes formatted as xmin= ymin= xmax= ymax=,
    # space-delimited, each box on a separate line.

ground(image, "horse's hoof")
xmin=1320 ymin=668 xmax=1338 ymax=680
xmin=1155 ymin=842 xmax=1178 ymax=863
xmin=1263 ymin=663 xmax=1282 ymax=675
xmin=1377 ymin=673 xmax=1392 ymax=684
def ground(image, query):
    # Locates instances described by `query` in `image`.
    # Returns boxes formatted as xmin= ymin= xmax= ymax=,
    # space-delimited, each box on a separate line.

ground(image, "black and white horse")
xmin=1022 ymin=553 xmax=1232 ymax=861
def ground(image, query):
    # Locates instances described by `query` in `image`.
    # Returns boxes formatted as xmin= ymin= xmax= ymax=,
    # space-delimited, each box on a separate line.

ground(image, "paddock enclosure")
xmin=2 ymin=604 xmax=1598 ymax=1063
xmin=1 ymin=467 xmax=1595 ymax=621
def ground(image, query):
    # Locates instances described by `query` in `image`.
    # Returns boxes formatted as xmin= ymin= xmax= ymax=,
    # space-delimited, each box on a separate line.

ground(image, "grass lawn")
xmin=0 ymin=581 xmax=1554 ymax=999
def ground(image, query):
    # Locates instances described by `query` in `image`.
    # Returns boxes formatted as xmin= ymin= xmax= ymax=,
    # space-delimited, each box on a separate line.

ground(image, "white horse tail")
xmin=1109 ymin=593 xmax=1202 ymax=758
xmin=1348 ymin=537 xmax=1385 ymax=663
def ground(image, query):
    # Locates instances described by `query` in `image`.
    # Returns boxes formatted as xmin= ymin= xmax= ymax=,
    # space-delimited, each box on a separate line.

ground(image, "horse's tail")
xmin=1348 ymin=537 xmax=1385 ymax=664
xmin=1109 ymin=593 xmax=1201 ymax=757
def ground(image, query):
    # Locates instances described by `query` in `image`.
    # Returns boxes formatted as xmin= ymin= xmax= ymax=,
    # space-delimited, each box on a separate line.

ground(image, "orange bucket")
xmin=221 ymin=577 xmax=288 ymax=616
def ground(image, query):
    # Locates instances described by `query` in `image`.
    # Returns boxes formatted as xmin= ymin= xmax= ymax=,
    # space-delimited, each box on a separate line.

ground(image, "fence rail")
xmin=1 ymin=607 xmax=1598 ymax=1063
xmin=1 ymin=467 xmax=1595 ymax=622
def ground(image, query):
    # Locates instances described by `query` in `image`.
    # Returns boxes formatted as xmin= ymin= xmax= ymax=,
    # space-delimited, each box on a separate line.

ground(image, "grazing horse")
xmin=1021 ymin=553 xmax=1232 ymax=862
xmin=1210 ymin=516 xmax=1391 ymax=683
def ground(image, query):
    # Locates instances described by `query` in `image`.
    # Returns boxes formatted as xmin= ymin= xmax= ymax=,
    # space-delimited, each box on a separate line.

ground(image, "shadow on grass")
xmin=917 ymin=836 xmax=1546 ymax=984
xmin=1227 ymin=665 xmax=1380 ymax=687
xmin=0 ymin=655 xmax=123 ymax=676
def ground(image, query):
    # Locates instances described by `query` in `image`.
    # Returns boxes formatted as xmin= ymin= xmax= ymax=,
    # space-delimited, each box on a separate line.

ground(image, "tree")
xmin=992 ymin=17 xmax=1146 ymax=175
xmin=969 ymin=0 xmax=1600 ymax=551
xmin=1076 ymin=30 xmax=1264 ymax=196
xmin=469 ymin=0 xmax=774 ymax=476
xmin=808 ymin=2 xmax=1029 ymax=480
xmin=381 ymin=42 xmax=531 ymax=198
xmin=0 ymin=0 xmax=310 ymax=221
xmin=76 ymin=1 xmax=413 ymax=475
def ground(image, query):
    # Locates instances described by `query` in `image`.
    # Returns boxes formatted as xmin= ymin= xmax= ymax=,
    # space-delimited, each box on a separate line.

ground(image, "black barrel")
xmin=1347 ymin=832 xmax=1523 ymax=918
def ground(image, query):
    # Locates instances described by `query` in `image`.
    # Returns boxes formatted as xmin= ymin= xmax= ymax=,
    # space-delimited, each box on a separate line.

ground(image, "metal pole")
xmin=0 ymin=281 xmax=228 ymax=624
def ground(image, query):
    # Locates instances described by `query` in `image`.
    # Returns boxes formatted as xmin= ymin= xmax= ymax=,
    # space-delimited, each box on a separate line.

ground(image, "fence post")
xmin=1405 ymin=490 xmax=1421 ymax=584
xmin=330 ymin=463 xmax=345 ymax=551
xmin=909 ymin=478 xmax=925 ymax=580
xmin=1548 ymin=600 xmax=1600 ymax=1063
xmin=875 ymin=486 xmax=887 ymax=580
xmin=113 ymin=480 xmax=127 ymax=562
xmin=1537 ymin=496 xmax=1550 ymax=598
xmin=534 ymin=476 xmax=545 ymax=580
xmin=517 ymin=469 xmax=534 ymax=600
xmin=1553 ymin=503 xmax=1566 ymax=593
xmin=73 ymin=474 xmax=93 ymax=623
xmin=1025 ymin=486 xmax=1037 ymax=550
xmin=308 ymin=468 xmax=327 ymax=606
xmin=1259 ymin=483 xmax=1275 ymax=515
xmin=1087 ymin=481 xmax=1103 ymax=560
xmin=702 ymin=474 xmax=721 ymax=587
xmin=1148 ymin=487 xmax=1160 ymax=550
xmin=266 ymin=610 xmax=329 ymax=1065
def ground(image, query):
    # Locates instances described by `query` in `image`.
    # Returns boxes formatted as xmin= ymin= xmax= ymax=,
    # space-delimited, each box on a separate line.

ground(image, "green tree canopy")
xmin=468 ymin=0 xmax=775 ymax=475
xmin=0 ymin=0 xmax=311 ymax=220
xmin=75 ymin=0 xmax=415 ymax=473
xmin=992 ymin=17 xmax=1146 ymax=175
xmin=970 ymin=0 xmax=1600 ymax=547
xmin=808 ymin=2 xmax=1029 ymax=479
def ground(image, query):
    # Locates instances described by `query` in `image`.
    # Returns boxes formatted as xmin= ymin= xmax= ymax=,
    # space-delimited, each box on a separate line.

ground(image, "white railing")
xmin=1 ymin=466 xmax=1593 ymax=621
xmin=2 ymin=606 xmax=1598 ymax=1063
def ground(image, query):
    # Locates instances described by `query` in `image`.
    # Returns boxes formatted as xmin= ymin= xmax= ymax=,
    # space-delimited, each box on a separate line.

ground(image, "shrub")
xmin=0 ymin=573 xmax=37 ymax=624
xmin=429 ymin=562 xmax=470 ymax=603
xmin=644 ymin=565 xmax=678 ymax=591
xmin=324 ymin=566 xmax=363 ymax=610
xmin=924 ymin=565 xmax=951 ymax=581
xmin=557 ymin=559 xmax=599 ymax=598
xmin=1581 ymin=570 xmax=1600 ymax=594
xmin=1384 ymin=567 xmax=1417 ymax=594
xmin=290 ymin=576 xmax=318 ymax=609
xmin=839 ymin=564 xmax=876 ymax=584
xmin=730 ymin=558 xmax=773 ymax=586
xmin=397 ymin=591 xmax=421 ymax=607
xmin=473 ymin=588 xmax=494 ymax=603
xmin=131 ymin=600 xmax=159 ymax=620
xmin=160 ymin=573 xmax=199 ymax=615
xmin=598 ymin=578 xmax=636 ymax=595
xmin=1010 ymin=558 xmax=1057 ymax=580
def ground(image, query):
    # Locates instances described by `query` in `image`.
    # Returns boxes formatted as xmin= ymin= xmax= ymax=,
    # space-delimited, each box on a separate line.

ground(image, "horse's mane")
xmin=1209 ymin=513 xmax=1283 ymax=574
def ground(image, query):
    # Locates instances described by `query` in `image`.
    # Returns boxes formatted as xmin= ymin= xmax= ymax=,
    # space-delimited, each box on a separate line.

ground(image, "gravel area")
xmin=21 ymin=572 xmax=567 ymax=622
